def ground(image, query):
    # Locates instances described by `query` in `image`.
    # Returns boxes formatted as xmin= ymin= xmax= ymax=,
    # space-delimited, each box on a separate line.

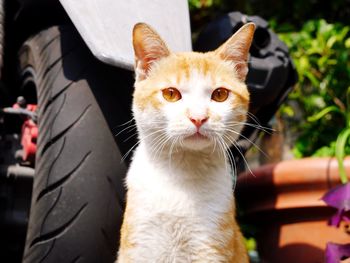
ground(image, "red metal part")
xmin=21 ymin=119 xmax=38 ymax=163
xmin=14 ymin=103 xmax=38 ymax=163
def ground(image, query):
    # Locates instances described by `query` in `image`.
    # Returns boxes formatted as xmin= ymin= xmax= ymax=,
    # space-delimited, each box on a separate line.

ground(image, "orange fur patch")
xmin=119 ymin=201 xmax=136 ymax=261
xmin=212 ymin=199 xmax=249 ymax=263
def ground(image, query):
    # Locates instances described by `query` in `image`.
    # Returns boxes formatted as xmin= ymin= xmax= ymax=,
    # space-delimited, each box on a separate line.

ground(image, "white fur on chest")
xmin=119 ymin=143 xmax=234 ymax=262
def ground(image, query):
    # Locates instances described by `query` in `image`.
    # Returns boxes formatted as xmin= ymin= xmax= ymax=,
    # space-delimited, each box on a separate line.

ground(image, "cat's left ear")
xmin=133 ymin=23 xmax=170 ymax=81
xmin=214 ymin=23 xmax=256 ymax=81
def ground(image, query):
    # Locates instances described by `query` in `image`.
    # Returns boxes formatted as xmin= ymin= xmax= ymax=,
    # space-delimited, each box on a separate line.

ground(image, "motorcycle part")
xmin=0 ymin=134 xmax=33 ymax=263
xmin=20 ymin=25 xmax=135 ymax=263
xmin=21 ymin=118 xmax=37 ymax=164
xmin=59 ymin=0 xmax=192 ymax=69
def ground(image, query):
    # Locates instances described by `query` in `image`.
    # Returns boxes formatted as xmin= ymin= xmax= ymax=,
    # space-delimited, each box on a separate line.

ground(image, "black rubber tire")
xmin=19 ymin=25 xmax=135 ymax=263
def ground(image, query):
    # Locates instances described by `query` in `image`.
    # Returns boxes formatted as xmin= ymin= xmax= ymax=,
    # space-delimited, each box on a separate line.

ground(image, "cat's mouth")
xmin=181 ymin=131 xmax=212 ymax=150
xmin=185 ymin=132 xmax=208 ymax=141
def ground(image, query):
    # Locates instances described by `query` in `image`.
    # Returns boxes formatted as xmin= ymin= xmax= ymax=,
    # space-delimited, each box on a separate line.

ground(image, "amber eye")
xmin=211 ymin=88 xmax=229 ymax=102
xmin=162 ymin=88 xmax=182 ymax=102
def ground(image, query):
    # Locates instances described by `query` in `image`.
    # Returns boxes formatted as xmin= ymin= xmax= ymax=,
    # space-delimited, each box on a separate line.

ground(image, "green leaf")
xmin=345 ymin=38 xmax=350 ymax=48
xmin=312 ymin=144 xmax=335 ymax=157
xmin=307 ymin=106 xmax=343 ymax=122
xmin=281 ymin=105 xmax=295 ymax=117
xmin=244 ymin=237 xmax=257 ymax=252
xmin=347 ymin=87 xmax=350 ymax=126
xmin=335 ymin=128 xmax=350 ymax=184
xmin=304 ymin=71 xmax=320 ymax=87
xmin=326 ymin=35 xmax=338 ymax=48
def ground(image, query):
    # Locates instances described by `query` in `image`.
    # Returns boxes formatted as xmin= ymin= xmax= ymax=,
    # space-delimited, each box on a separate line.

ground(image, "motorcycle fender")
xmin=59 ymin=0 xmax=192 ymax=70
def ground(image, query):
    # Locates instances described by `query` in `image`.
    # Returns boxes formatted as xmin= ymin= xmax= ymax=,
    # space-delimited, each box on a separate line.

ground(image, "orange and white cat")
xmin=117 ymin=22 xmax=255 ymax=263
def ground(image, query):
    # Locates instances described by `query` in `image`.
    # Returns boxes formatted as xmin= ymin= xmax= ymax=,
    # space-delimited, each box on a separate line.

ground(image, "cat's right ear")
xmin=133 ymin=23 xmax=170 ymax=81
xmin=214 ymin=23 xmax=255 ymax=82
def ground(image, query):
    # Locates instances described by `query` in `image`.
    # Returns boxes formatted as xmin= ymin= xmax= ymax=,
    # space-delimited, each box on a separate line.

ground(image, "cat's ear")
xmin=133 ymin=23 xmax=170 ymax=81
xmin=214 ymin=23 xmax=255 ymax=81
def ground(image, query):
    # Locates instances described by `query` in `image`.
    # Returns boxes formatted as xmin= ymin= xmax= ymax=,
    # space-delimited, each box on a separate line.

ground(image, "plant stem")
xmin=335 ymin=128 xmax=350 ymax=184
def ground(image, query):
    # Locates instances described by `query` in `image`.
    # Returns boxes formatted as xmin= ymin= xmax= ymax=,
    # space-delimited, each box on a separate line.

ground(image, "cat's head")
xmin=132 ymin=23 xmax=255 ymax=153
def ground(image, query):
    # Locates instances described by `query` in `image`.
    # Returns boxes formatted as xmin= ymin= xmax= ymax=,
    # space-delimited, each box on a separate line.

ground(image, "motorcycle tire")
xmin=19 ymin=25 xmax=135 ymax=263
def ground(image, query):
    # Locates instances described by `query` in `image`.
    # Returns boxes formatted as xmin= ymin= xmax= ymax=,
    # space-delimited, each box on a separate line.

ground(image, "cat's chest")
xmin=126 ymin=144 xmax=233 ymax=215
xmin=120 ymin=146 xmax=236 ymax=262
xmin=125 ymin=212 xmax=228 ymax=263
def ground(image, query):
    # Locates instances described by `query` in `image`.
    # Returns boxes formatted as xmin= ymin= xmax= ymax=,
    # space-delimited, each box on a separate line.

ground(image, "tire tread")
xmin=21 ymin=25 xmax=133 ymax=263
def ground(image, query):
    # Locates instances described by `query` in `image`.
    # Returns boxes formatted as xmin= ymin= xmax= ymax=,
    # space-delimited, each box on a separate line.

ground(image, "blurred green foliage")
xmin=279 ymin=20 xmax=350 ymax=158
xmin=189 ymin=0 xmax=350 ymax=35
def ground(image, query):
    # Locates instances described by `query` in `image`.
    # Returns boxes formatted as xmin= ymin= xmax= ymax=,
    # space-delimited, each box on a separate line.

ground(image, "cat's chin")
xmin=182 ymin=133 xmax=212 ymax=151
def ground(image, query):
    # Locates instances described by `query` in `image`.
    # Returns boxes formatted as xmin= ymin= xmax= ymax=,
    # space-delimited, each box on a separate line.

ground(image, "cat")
xmin=117 ymin=22 xmax=255 ymax=263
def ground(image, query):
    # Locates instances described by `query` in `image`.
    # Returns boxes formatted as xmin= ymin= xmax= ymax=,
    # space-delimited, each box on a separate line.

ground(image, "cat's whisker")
xmin=119 ymin=119 xmax=166 ymax=135
xmin=117 ymin=118 xmax=135 ymax=127
xmin=237 ymin=110 xmax=276 ymax=133
xmin=220 ymin=136 xmax=238 ymax=190
xmin=225 ymin=128 xmax=269 ymax=159
xmin=157 ymin=141 xmax=172 ymax=161
xmin=246 ymin=124 xmax=275 ymax=134
xmin=150 ymin=134 xmax=171 ymax=161
xmin=123 ymin=132 xmax=138 ymax=143
xmin=139 ymin=129 xmax=166 ymax=142
xmin=115 ymin=125 xmax=137 ymax=137
xmin=226 ymin=121 xmax=274 ymax=134
xmin=245 ymin=111 xmax=262 ymax=125
xmin=112 ymin=118 xmax=135 ymax=133
xmin=210 ymin=135 xmax=218 ymax=155
xmin=216 ymin=137 xmax=230 ymax=175
xmin=146 ymin=132 xmax=166 ymax=152
xmin=243 ymin=123 xmax=274 ymax=134
xmin=147 ymin=130 xmax=177 ymax=161
xmin=167 ymin=136 xmax=179 ymax=171
xmin=122 ymin=129 xmax=167 ymax=161
xmin=114 ymin=123 xmax=136 ymax=136
xmin=121 ymin=141 xmax=140 ymax=162
xmin=222 ymin=134 xmax=255 ymax=177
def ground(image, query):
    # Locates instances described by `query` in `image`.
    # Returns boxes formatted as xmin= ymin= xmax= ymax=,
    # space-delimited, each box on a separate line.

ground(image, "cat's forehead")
xmin=152 ymin=52 xmax=232 ymax=81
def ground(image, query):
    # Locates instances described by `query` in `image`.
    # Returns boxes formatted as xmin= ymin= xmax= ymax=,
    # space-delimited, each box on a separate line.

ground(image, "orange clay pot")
xmin=236 ymin=157 xmax=350 ymax=263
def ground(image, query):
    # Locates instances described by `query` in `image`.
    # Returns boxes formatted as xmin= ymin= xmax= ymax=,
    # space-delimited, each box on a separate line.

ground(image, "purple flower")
xmin=326 ymin=242 xmax=350 ymax=263
xmin=322 ymin=182 xmax=350 ymax=227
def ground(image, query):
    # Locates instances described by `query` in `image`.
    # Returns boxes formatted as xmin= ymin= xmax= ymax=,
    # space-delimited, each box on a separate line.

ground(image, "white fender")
xmin=59 ymin=0 xmax=192 ymax=70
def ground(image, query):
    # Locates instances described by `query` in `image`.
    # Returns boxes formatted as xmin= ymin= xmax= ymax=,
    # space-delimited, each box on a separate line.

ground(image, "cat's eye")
xmin=211 ymin=88 xmax=229 ymax=102
xmin=162 ymin=88 xmax=182 ymax=102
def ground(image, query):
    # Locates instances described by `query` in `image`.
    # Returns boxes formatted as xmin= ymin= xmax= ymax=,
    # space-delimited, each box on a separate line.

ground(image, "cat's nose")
xmin=189 ymin=117 xmax=208 ymax=129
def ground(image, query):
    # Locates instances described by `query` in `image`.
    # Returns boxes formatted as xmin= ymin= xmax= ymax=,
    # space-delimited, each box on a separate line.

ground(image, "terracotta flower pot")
xmin=236 ymin=157 xmax=350 ymax=263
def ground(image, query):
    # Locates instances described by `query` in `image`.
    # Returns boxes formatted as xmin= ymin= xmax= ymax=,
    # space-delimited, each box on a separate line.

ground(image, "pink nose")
xmin=189 ymin=117 xmax=208 ymax=129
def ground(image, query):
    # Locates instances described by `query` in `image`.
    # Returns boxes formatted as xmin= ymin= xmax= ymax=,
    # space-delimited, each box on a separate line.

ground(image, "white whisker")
xmin=122 ymin=128 xmax=166 ymax=161
xmin=121 ymin=141 xmax=140 ymax=162
xmin=226 ymin=121 xmax=274 ymax=134
xmin=218 ymin=136 xmax=237 ymax=189
xmin=113 ymin=118 xmax=135 ymax=131
xmin=115 ymin=124 xmax=137 ymax=137
xmin=168 ymin=136 xmax=178 ymax=171
xmin=123 ymin=132 xmax=138 ymax=142
xmin=222 ymin=134 xmax=255 ymax=177
xmin=225 ymin=127 xmax=269 ymax=159
xmin=216 ymin=137 xmax=230 ymax=174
